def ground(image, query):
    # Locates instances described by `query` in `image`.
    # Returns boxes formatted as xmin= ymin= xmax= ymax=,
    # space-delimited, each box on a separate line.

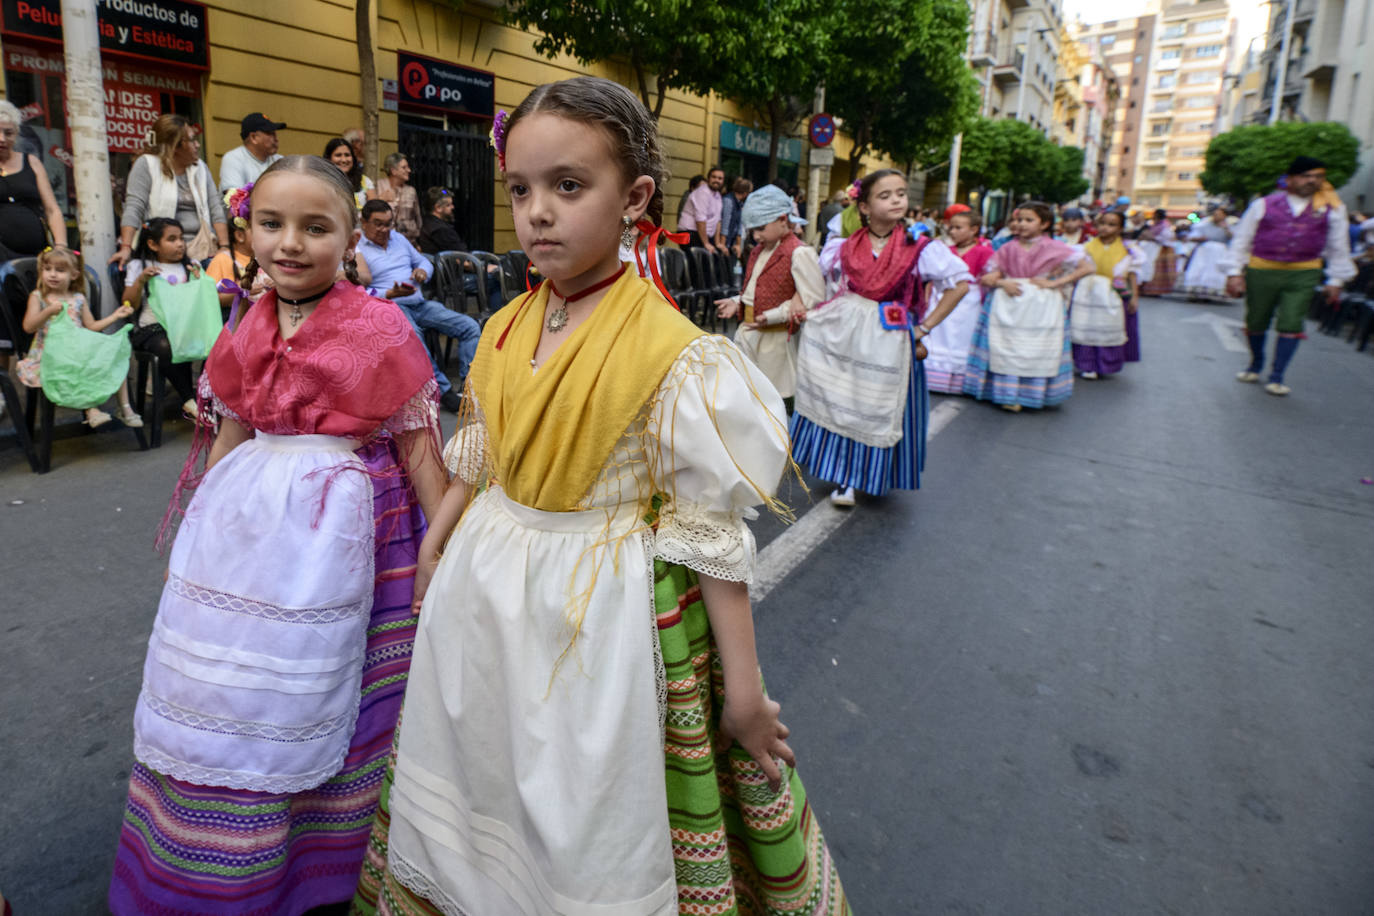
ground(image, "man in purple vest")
xmin=1222 ymin=156 xmax=1356 ymax=395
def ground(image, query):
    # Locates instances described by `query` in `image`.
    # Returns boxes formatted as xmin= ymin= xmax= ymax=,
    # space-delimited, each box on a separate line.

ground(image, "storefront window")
xmin=3 ymin=42 xmax=203 ymax=219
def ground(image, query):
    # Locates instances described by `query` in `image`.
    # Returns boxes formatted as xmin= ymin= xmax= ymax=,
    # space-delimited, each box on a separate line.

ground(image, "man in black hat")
xmin=1221 ymin=156 xmax=1355 ymax=395
xmin=219 ymin=112 xmax=285 ymax=192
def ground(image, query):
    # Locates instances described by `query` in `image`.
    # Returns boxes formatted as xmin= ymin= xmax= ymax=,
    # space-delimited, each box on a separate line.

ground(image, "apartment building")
xmin=1053 ymin=34 xmax=1120 ymax=201
xmin=969 ymin=0 xmax=1066 ymax=132
xmin=1259 ymin=0 xmax=1374 ymax=210
xmin=1135 ymin=0 xmax=1234 ymax=215
xmin=1074 ymin=14 xmax=1156 ymax=202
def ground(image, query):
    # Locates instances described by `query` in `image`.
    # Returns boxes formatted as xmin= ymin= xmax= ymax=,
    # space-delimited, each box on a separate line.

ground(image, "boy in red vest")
xmin=716 ymin=185 xmax=825 ymax=403
xmin=1223 ymin=156 xmax=1356 ymax=395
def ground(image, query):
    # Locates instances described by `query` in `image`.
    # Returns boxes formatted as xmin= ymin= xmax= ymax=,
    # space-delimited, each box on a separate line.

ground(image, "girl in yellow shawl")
xmin=354 ymin=77 xmax=848 ymax=916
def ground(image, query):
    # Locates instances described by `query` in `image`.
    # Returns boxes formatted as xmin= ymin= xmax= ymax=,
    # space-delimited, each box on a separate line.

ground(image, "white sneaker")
xmin=1080 ymin=371 xmax=1099 ymax=380
xmin=829 ymin=486 xmax=856 ymax=507
xmin=1264 ymin=382 xmax=1290 ymax=396
xmin=1236 ymin=370 xmax=1260 ymax=383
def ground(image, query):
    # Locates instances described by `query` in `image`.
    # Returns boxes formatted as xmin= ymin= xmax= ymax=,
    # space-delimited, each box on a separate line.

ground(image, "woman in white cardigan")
xmin=112 ymin=114 xmax=229 ymax=268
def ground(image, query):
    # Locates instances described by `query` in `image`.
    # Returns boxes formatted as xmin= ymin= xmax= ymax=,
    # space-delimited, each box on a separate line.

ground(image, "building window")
xmin=1158 ymin=74 xmax=1178 ymax=88
xmin=1177 ymin=171 xmax=1195 ymax=180
xmin=1194 ymin=18 xmax=1226 ymax=34
xmin=1185 ymin=70 xmax=1218 ymax=84
xmin=1151 ymin=122 xmax=1171 ymax=136
xmin=1184 ymin=96 xmax=1214 ymax=108
xmin=1162 ymin=25 xmax=1186 ymax=38
xmin=1101 ymin=34 xmax=1117 ymax=46
xmin=1161 ymin=49 xmax=1182 ymax=61
xmin=1193 ymin=44 xmax=1223 ymax=58
xmin=1130 ymin=100 xmax=1137 ymax=108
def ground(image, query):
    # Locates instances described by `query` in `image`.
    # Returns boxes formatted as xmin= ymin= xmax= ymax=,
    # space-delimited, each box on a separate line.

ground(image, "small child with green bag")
xmin=123 ymin=217 xmax=221 ymax=418
xmin=18 ymin=245 xmax=141 ymax=428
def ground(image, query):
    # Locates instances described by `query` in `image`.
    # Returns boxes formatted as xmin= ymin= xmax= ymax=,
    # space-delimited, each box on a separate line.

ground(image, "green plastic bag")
xmin=148 ymin=273 xmax=223 ymax=363
xmin=39 ymin=316 xmax=133 ymax=410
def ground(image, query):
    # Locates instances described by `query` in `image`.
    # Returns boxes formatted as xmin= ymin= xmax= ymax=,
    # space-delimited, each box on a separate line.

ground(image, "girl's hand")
xmin=1126 ymin=299 xmax=1138 ymax=315
xmin=411 ymin=547 xmax=438 ymax=616
xmin=719 ymin=691 xmax=796 ymax=791
xmin=1030 ymin=277 xmax=1054 ymax=289
xmin=189 ymin=263 xmax=202 ymax=278
xmin=141 ymin=264 xmax=160 ymax=280
xmin=113 ymin=303 xmax=134 ymax=320
xmin=999 ymin=278 xmax=1024 ymax=297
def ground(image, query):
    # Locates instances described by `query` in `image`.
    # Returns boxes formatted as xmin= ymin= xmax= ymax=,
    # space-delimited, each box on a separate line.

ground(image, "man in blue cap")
xmin=714 ymin=185 xmax=823 ymax=402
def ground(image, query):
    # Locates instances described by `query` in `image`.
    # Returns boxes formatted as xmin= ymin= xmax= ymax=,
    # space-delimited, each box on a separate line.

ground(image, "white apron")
xmin=388 ymin=488 xmax=675 ymax=916
xmin=133 ymin=433 xmax=375 ymax=793
xmin=923 ymin=283 xmax=981 ymax=380
xmin=794 ymin=292 xmax=910 ymax=448
xmin=1069 ymin=275 xmax=1128 ymax=347
xmin=987 ymin=286 xmax=1067 ymax=378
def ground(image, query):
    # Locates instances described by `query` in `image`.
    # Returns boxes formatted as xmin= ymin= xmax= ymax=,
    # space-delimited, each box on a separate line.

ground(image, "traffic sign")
xmin=808 ymin=113 xmax=836 ymax=147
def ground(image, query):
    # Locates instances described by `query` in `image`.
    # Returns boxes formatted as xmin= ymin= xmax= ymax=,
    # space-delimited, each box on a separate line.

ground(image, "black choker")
xmin=869 ymin=227 xmax=895 ymax=240
xmin=278 ymin=287 xmax=330 ymax=327
xmin=277 ymin=288 xmax=330 ymax=306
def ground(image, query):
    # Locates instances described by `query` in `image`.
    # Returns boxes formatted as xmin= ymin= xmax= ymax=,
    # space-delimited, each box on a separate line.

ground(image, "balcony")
xmin=992 ymin=51 xmax=1025 ymax=86
xmin=967 ymin=29 xmax=997 ymax=67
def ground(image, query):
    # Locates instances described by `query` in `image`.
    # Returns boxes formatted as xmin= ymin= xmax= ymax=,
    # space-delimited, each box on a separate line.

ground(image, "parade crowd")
xmin=0 ymin=72 xmax=1370 ymax=916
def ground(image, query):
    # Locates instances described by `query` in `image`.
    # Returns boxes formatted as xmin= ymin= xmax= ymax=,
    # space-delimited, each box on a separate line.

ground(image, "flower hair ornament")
xmin=224 ymin=183 xmax=253 ymax=229
xmin=846 ymin=178 xmax=862 ymax=201
xmin=489 ymin=109 xmax=509 ymax=171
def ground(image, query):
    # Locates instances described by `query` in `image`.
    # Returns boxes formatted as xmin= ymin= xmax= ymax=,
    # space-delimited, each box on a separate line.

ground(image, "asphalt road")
xmin=2 ymin=296 xmax=1372 ymax=914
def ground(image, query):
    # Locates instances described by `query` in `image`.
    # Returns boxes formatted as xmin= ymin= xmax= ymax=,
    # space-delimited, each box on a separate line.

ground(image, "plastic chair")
xmin=0 ymin=260 xmax=40 ymax=471
xmin=658 ymin=248 xmax=707 ymax=327
xmin=712 ymin=250 xmax=740 ymax=298
xmin=0 ymin=258 xmax=145 ymax=472
xmin=687 ymin=248 xmax=729 ymax=330
xmin=112 ymin=262 xmax=170 ymax=448
xmin=499 ymin=251 xmax=533 ymax=301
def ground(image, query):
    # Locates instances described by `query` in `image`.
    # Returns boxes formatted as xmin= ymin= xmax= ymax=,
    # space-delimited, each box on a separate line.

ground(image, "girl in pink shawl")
xmin=962 ymin=201 xmax=1093 ymax=411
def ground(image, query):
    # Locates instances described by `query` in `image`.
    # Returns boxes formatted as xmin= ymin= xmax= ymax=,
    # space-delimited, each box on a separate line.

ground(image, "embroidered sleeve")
xmin=197 ymin=373 xmax=242 ymax=424
xmin=442 ymin=421 xmax=489 ymax=485
xmin=649 ymin=336 xmax=790 ymax=583
xmin=380 ymin=378 xmax=440 ymax=436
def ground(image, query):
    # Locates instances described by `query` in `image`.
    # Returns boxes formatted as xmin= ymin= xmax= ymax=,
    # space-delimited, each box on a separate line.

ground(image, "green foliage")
xmin=951 ymin=118 xmax=1088 ymax=202
xmin=715 ymin=0 xmax=836 ymax=180
xmin=1202 ymin=121 xmax=1361 ymax=202
xmin=1042 ymin=145 xmax=1090 ymax=204
xmin=825 ymin=0 xmax=979 ymax=179
xmin=504 ymin=0 xmax=739 ymax=119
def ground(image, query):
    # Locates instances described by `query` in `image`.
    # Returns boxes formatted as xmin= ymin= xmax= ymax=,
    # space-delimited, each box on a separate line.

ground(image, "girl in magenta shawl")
xmin=963 ymin=201 xmax=1093 ymax=412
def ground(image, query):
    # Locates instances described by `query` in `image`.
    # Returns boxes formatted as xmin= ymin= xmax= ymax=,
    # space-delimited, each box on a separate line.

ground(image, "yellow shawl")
xmin=468 ymin=269 xmax=704 ymax=512
xmin=1084 ymin=237 xmax=1129 ymax=279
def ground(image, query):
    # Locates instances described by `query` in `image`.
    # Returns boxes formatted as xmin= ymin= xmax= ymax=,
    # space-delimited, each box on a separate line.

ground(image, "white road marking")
xmin=752 ymin=398 xmax=968 ymax=602
xmin=1181 ymin=312 xmax=1249 ymax=354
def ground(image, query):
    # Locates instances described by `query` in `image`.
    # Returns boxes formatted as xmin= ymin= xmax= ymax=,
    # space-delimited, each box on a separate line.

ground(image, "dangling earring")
xmin=620 ymin=215 xmax=636 ymax=249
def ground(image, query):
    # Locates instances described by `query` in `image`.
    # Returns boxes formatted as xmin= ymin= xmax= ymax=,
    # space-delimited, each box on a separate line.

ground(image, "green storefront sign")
xmin=719 ymin=122 xmax=802 ymax=163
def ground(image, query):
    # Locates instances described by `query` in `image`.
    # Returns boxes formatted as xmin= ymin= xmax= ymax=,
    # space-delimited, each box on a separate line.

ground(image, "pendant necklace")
xmin=278 ymin=287 xmax=329 ymax=326
xmin=546 ymin=264 xmax=626 ymax=333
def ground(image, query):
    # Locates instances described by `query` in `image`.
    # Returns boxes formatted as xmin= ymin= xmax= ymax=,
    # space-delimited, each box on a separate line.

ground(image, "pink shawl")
xmin=988 ymin=235 xmax=1078 ymax=279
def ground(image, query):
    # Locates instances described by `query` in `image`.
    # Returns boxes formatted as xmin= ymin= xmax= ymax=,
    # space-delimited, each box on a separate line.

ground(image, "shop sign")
xmin=382 ymin=78 xmax=399 ymax=113
xmin=5 ymin=44 xmax=197 ymax=153
xmin=719 ymin=121 xmax=801 ymax=163
xmin=397 ymin=51 xmax=494 ymax=119
xmin=0 ymin=0 xmax=210 ymax=70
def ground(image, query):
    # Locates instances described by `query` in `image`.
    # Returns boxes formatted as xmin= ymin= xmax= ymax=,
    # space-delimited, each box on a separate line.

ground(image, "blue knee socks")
xmin=1246 ymin=333 xmax=1266 ymax=373
xmin=1270 ymin=336 xmax=1300 ymax=384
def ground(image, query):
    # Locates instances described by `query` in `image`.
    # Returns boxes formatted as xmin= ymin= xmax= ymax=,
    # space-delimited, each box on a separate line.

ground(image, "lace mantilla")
xmin=654 ymin=501 xmax=758 ymax=584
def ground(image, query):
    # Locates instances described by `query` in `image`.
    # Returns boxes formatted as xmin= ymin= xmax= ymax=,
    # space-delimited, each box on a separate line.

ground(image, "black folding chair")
xmin=112 ymin=262 xmax=173 ymax=448
xmin=0 ymin=258 xmax=145 ymax=472
xmin=712 ymin=250 xmax=740 ymax=298
xmin=658 ymin=248 xmax=709 ymax=328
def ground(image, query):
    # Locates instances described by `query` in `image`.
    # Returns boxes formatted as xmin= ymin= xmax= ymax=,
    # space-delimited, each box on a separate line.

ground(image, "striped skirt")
xmin=108 ymin=438 xmax=423 ymax=916
xmin=353 ymin=559 xmax=849 ymax=916
xmin=789 ymin=333 xmax=929 ymax=496
xmin=962 ymin=294 xmax=1074 ymax=409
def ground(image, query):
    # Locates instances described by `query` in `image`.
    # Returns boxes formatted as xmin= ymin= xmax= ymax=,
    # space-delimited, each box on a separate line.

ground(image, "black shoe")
xmin=440 ymin=390 xmax=464 ymax=414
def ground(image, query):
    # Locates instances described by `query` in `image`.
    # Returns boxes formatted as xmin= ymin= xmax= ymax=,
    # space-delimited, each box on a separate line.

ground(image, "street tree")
xmin=1201 ymin=121 xmax=1361 ymax=203
xmin=504 ymin=0 xmax=737 ymax=120
xmin=1040 ymin=144 xmax=1090 ymax=203
xmin=826 ymin=0 xmax=978 ymax=181
xmin=355 ymin=0 xmax=379 ymax=178
xmin=955 ymin=117 xmax=1052 ymax=195
xmin=715 ymin=0 xmax=834 ymax=181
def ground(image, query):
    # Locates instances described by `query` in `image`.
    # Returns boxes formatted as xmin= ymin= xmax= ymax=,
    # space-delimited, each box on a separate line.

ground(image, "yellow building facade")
xmin=2 ymin=0 xmax=884 ymax=252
